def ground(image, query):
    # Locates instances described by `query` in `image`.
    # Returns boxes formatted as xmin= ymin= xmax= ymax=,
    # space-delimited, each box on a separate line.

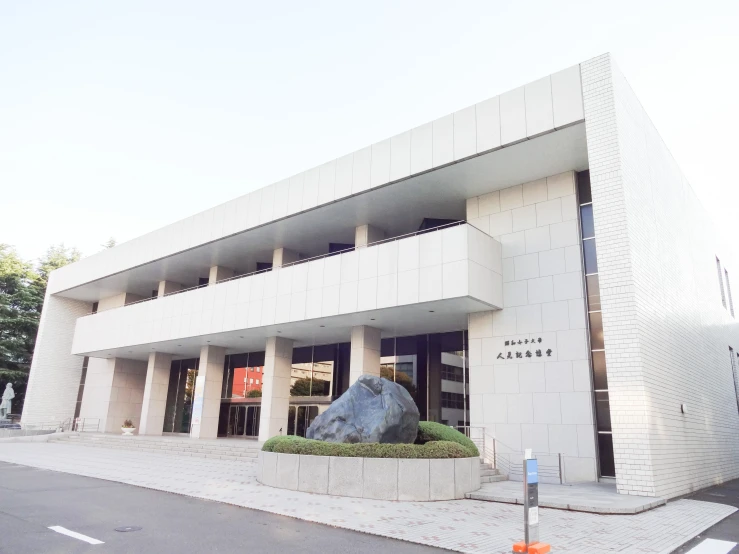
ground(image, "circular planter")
xmin=121 ymin=427 xmax=136 ymax=436
xmin=257 ymin=451 xmax=480 ymax=501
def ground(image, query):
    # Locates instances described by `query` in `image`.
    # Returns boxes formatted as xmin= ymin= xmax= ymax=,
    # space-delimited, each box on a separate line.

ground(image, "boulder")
xmin=306 ymin=375 xmax=420 ymax=444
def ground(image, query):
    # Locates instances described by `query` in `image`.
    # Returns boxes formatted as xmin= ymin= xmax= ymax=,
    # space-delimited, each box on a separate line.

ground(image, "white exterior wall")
xmin=467 ymin=172 xmax=597 ymax=482
xmin=582 ymin=54 xmax=739 ymax=498
xmin=78 ymin=357 xmax=147 ymax=433
xmin=47 ymin=65 xmax=584 ymax=296
xmin=71 ymin=225 xmax=502 ymax=355
xmin=467 ymin=171 xmax=597 ymax=483
xmin=21 ymin=292 xmax=91 ymax=425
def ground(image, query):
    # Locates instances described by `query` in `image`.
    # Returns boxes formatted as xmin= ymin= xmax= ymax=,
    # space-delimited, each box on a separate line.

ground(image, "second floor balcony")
xmin=71 ymin=223 xmax=502 ymax=358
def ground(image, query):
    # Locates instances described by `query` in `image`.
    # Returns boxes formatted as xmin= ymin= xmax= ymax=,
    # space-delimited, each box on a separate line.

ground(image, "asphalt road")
xmin=673 ymin=478 xmax=739 ymax=553
xmin=0 ymin=461 xmax=448 ymax=554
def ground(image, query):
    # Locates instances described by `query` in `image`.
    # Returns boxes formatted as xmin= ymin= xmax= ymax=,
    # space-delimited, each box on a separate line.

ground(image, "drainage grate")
xmin=115 ymin=526 xmax=142 ymax=532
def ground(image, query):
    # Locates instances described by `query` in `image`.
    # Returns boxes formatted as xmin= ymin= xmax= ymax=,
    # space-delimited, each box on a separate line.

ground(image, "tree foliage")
xmin=0 ymin=243 xmax=81 ymax=413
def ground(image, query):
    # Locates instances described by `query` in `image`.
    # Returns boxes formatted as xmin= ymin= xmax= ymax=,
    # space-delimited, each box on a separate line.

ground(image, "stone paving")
xmin=468 ymin=480 xmax=667 ymax=514
xmin=0 ymin=442 xmax=734 ymax=554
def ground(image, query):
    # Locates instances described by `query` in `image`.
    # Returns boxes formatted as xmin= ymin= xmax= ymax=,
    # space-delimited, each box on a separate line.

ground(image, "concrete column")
xmin=258 ymin=336 xmax=294 ymax=441
xmin=78 ymin=357 xmax=147 ymax=433
xmin=190 ymin=345 xmax=226 ymax=439
xmin=208 ymin=266 xmax=234 ymax=285
xmin=157 ymin=281 xmax=182 ymax=297
xmin=139 ymin=352 xmax=173 ymax=435
xmin=349 ymin=325 xmax=381 ymax=385
xmin=355 ymin=224 xmax=385 ymax=248
xmin=272 ymin=247 xmax=300 ymax=268
xmin=97 ymin=292 xmax=144 ymax=311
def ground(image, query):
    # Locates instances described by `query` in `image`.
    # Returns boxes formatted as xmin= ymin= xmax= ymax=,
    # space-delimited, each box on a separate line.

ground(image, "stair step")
xmin=481 ymin=474 xmax=508 ymax=483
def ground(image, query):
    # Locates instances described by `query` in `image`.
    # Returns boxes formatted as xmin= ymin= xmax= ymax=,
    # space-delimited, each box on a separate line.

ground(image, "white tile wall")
xmin=467 ymin=171 xmax=595 ymax=482
xmin=48 ymin=66 xmax=585 ymax=296
xmin=71 ymin=225 xmax=503 ymax=355
xmin=21 ymin=294 xmax=91 ymax=425
xmin=582 ymin=54 xmax=739 ymax=498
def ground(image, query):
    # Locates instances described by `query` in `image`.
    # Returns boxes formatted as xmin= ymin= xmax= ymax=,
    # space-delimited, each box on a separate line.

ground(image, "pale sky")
xmin=1 ymin=1 xmax=737 ymax=269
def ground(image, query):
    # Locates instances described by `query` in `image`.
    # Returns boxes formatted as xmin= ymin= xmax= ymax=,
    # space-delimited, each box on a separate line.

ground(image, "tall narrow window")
xmin=730 ymin=347 xmax=739 ymax=413
xmin=717 ymin=257 xmax=727 ymax=308
xmin=578 ymin=170 xmax=615 ymax=478
xmin=725 ymin=269 xmax=735 ymax=318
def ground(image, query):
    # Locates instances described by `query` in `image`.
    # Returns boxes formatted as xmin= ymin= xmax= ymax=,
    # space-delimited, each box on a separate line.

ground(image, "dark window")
xmin=577 ymin=170 xmax=592 ymax=204
xmin=588 ymin=312 xmax=605 ymax=350
xmin=595 ymin=391 xmax=612 ymax=432
xmin=580 ymin=204 xmax=595 ymax=239
xmin=586 ymin=275 xmax=601 ymax=311
xmin=725 ymin=269 xmax=735 ymax=318
xmin=256 ymin=262 xmax=273 ymax=272
xmin=418 ymin=218 xmax=461 ymax=232
xmin=441 ymin=392 xmax=465 ymax=409
xmin=583 ymin=239 xmax=598 ymax=274
xmin=441 ymin=364 xmax=464 ymax=382
xmin=731 ymin=347 xmax=739 ymax=413
xmin=198 ymin=277 xmax=209 ymax=288
xmin=597 ymin=433 xmax=616 ymax=477
xmin=717 ymin=257 xmax=727 ymax=308
xmin=328 ymin=243 xmax=354 ymax=255
xmin=592 ymin=351 xmax=608 ymax=390
xmin=91 ymin=302 xmax=98 ymax=314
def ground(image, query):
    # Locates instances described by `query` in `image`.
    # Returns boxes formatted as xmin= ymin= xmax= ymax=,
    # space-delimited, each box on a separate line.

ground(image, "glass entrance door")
xmin=163 ymin=359 xmax=199 ymax=434
xmin=226 ymin=405 xmax=260 ymax=438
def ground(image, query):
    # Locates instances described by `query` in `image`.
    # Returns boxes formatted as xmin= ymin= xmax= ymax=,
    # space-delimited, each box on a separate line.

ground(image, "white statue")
xmin=0 ymin=383 xmax=14 ymax=419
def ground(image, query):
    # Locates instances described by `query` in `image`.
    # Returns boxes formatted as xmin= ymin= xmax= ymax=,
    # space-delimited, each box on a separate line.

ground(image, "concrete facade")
xmin=21 ymin=54 xmax=739 ymax=500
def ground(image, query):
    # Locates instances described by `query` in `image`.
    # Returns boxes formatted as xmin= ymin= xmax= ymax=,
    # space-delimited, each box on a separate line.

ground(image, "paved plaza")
xmin=0 ymin=441 xmax=734 ymax=553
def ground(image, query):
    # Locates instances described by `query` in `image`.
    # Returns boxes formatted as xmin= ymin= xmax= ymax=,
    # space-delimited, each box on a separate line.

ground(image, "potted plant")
xmin=121 ymin=419 xmax=136 ymax=436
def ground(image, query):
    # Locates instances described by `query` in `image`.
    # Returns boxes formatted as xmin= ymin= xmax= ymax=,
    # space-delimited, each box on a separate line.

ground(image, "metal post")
xmin=523 ymin=454 xmax=539 ymax=545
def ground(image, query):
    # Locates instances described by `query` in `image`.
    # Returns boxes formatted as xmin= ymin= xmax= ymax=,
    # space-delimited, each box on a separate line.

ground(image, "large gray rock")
xmin=306 ymin=375 xmax=420 ymax=444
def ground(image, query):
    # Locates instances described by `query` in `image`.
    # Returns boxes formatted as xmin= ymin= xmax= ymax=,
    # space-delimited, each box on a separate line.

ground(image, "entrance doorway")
xmin=226 ymin=405 xmax=260 ymax=438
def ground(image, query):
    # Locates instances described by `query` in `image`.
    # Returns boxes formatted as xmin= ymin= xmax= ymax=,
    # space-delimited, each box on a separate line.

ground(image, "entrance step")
xmin=479 ymin=461 xmax=507 ymax=483
xmin=49 ymin=433 xmax=261 ymax=462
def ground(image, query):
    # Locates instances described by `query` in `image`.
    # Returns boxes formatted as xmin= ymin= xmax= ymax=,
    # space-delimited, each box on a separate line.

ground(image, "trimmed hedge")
xmin=262 ymin=435 xmax=471 ymax=459
xmin=415 ymin=421 xmax=479 ymax=457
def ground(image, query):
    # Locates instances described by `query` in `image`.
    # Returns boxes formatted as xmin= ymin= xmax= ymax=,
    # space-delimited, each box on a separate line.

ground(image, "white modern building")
xmin=22 ymin=53 xmax=739 ymax=499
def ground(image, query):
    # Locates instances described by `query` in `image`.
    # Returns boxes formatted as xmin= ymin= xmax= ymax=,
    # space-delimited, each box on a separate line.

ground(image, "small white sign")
xmin=528 ymin=507 xmax=539 ymax=525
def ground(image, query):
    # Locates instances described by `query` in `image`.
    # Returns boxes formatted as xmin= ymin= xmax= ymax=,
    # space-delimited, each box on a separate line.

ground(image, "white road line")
xmin=48 ymin=526 xmax=104 ymax=545
xmin=687 ymin=538 xmax=737 ymax=554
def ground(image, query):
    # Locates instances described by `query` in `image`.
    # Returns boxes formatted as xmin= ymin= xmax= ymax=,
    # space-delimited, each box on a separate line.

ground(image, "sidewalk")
xmin=0 ymin=442 xmax=734 ymax=554
xmin=468 ymin=480 xmax=666 ymax=514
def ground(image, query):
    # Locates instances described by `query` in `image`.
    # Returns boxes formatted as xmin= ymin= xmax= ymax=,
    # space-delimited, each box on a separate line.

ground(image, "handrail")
xmin=453 ymin=425 xmax=566 ymax=484
xmin=84 ymin=220 xmax=468 ymax=316
xmin=73 ymin=417 xmax=100 ymax=433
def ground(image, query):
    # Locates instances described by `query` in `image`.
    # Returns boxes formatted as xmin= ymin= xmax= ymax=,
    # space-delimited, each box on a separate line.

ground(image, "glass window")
xmin=595 ymin=391 xmax=611 ymax=432
xmin=588 ymin=311 xmax=605 ymax=350
xmin=597 ymin=432 xmax=616 ymax=477
xmin=580 ymin=204 xmax=595 ymax=239
xmin=577 ymin=170 xmax=592 ymax=204
xmin=592 ymin=350 xmax=608 ymax=390
xmin=583 ymin=239 xmax=598 ymax=275
xmin=586 ymin=275 xmax=601 ymax=311
xmin=290 ymin=344 xmax=337 ymax=397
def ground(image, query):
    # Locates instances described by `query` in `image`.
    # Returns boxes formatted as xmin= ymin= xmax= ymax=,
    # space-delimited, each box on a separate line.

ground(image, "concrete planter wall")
xmin=257 ymin=451 xmax=480 ymax=501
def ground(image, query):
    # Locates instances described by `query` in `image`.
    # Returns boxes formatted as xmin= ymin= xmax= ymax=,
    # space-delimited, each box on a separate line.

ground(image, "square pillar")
xmin=208 ymin=266 xmax=234 ymax=285
xmin=258 ymin=336 xmax=294 ymax=441
xmin=349 ymin=325 xmax=381 ymax=385
xmin=139 ymin=352 xmax=173 ymax=435
xmin=355 ymin=224 xmax=385 ymax=248
xmin=190 ymin=345 xmax=226 ymax=439
xmin=272 ymin=248 xmax=300 ymax=268
xmin=78 ymin=357 xmax=147 ymax=433
xmin=157 ymin=281 xmax=182 ymax=297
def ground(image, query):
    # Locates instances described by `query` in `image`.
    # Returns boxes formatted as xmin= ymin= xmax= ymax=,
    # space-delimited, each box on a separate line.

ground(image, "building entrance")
xmin=226 ymin=404 xmax=260 ymax=438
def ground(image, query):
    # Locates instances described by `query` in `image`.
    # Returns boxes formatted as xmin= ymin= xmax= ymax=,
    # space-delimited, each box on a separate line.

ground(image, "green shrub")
xmin=261 ymin=435 xmax=472 ymax=459
xmin=415 ymin=421 xmax=479 ymax=457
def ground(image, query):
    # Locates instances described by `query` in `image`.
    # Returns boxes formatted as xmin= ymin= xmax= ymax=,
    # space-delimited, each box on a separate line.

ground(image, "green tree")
xmin=0 ymin=243 xmax=81 ymax=415
xmin=101 ymin=238 xmax=116 ymax=249
xmin=0 ymin=245 xmax=39 ymax=370
xmin=290 ymin=377 xmax=312 ymax=396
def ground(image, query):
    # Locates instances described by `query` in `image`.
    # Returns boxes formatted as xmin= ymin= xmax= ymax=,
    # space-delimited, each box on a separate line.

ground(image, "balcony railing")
xmin=87 ymin=221 xmax=468 ymax=315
